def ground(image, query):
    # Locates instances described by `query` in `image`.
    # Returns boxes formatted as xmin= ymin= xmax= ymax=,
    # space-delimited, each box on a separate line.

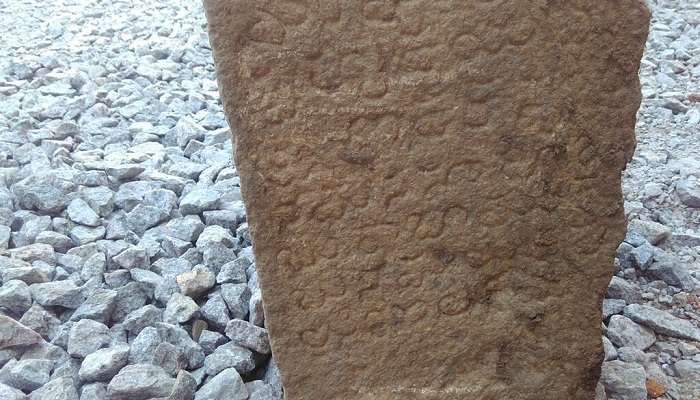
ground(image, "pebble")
xmin=624 ymin=304 xmax=700 ymax=341
xmin=66 ymin=198 xmax=101 ymax=227
xmin=0 ymin=358 xmax=53 ymax=392
xmin=30 ymin=280 xmax=83 ymax=308
xmin=0 ymin=280 xmax=32 ymax=315
xmin=225 ymin=319 xmax=271 ymax=354
xmin=676 ymin=178 xmax=700 ymax=208
xmin=600 ymin=360 xmax=647 ymax=400
xmin=246 ymin=380 xmax=277 ymax=400
xmin=194 ymin=368 xmax=248 ymax=400
xmin=605 ymin=315 xmax=656 ymax=350
xmin=203 ymin=341 xmax=255 ymax=376
xmin=107 ymin=364 xmax=175 ymax=400
xmin=67 ymin=319 xmax=110 ymax=358
xmin=627 ymin=220 xmax=671 ymax=245
xmin=180 ymin=189 xmax=220 ymax=215
xmin=176 ymin=265 xmax=215 ymax=298
xmin=28 ymin=376 xmax=79 ymax=400
xmin=78 ymin=344 xmax=130 ymax=383
xmin=164 ymin=293 xmax=200 ymax=324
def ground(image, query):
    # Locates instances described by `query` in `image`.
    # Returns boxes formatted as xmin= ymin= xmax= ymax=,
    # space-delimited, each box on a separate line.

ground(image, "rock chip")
xmin=67 ymin=319 xmax=110 ymax=358
xmin=0 ymin=359 xmax=53 ymax=392
xmin=628 ymin=219 xmax=671 ymax=245
xmin=28 ymin=376 xmax=79 ymax=400
xmin=624 ymin=304 xmax=700 ymax=341
xmin=194 ymin=368 xmax=247 ymax=400
xmin=107 ymin=364 xmax=175 ymax=400
xmin=225 ymin=319 xmax=270 ymax=354
xmin=176 ymin=265 xmax=215 ymax=298
xmin=66 ymin=198 xmax=101 ymax=227
xmin=606 ymin=315 xmax=656 ymax=350
xmin=0 ymin=280 xmax=32 ymax=315
xmin=164 ymin=293 xmax=200 ymax=324
xmin=676 ymin=178 xmax=700 ymax=208
xmin=600 ymin=360 xmax=647 ymax=400
xmin=203 ymin=342 xmax=255 ymax=376
xmin=0 ymin=382 xmax=25 ymax=400
xmin=30 ymin=280 xmax=83 ymax=309
xmin=78 ymin=345 xmax=130 ymax=383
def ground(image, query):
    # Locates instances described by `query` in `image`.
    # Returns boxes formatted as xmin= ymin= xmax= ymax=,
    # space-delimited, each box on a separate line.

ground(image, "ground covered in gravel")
xmin=0 ymin=0 xmax=698 ymax=399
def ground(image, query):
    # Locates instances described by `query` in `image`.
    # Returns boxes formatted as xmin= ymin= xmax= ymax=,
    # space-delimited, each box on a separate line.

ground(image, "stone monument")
xmin=203 ymin=1 xmax=650 ymax=399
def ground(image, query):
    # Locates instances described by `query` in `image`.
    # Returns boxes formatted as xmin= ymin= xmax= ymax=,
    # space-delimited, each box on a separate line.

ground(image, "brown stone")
xmin=646 ymin=378 xmax=667 ymax=398
xmin=203 ymin=1 xmax=650 ymax=399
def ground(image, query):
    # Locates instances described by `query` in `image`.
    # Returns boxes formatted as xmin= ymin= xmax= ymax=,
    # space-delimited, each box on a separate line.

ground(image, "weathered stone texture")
xmin=204 ymin=1 xmax=650 ymax=399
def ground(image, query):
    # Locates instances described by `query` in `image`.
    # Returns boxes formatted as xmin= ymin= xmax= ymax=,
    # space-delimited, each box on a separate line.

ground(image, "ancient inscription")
xmin=204 ymin=1 xmax=650 ymax=399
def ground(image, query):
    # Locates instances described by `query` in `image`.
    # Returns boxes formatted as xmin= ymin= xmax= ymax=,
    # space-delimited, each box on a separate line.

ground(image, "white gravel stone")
xmin=195 ymin=368 xmax=247 ymax=400
xmin=107 ymin=364 xmax=175 ymax=400
xmin=78 ymin=345 xmax=130 ymax=383
xmin=176 ymin=265 xmax=215 ymax=298
xmin=66 ymin=198 xmax=101 ymax=227
xmin=225 ymin=319 xmax=271 ymax=354
xmin=67 ymin=319 xmax=110 ymax=358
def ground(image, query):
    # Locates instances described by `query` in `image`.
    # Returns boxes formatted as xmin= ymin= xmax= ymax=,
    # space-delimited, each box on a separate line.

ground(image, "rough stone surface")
xmin=600 ymin=360 xmax=647 ymax=400
xmin=204 ymin=1 xmax=650 ymax=399
xmin=605 ymin=315 xmax=656 ymax=351
xmin=78 ymin=345 xmax=130 ymax=383
xmin=107 ymin=364 xmax=175 ymax=400
xmin=624 ymin=304 xmax=700 ymax=341
xmin=0 ymin=315 xmax=43 ymax=349
xmin=194 ymin=368 xmax=247 ymax=400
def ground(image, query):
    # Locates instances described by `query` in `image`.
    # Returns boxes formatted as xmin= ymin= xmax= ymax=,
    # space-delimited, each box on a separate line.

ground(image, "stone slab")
xmin=204 ymin=1 xmax=650 ymax=399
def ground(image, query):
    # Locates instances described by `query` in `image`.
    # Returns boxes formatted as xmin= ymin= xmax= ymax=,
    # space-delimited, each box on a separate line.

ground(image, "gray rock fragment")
xmin=0 ymin=382 xmax=25 ymax=400
xmin=78 ymin=345 xmax=130 ymax=383
xmin=200 ymin=292 xmax=230 ymax=331
xmin=164 ymin=293 xmax=200 ymax=324
xmin=123 ymin=305 xmax=163 ymax=335
xmin=107 ymin=364 xmax=175 ymax=400
xmin=30 ymin=280 xmax=83 ymax=308
xmin=599 ymin=360 xmax=647 ymax=400
xmin=167 ymin=370 xmax=198 ymax=400
xmin=203 ymin=342 xmax=255 ymax=376
xmin=624 ymin=304 xmax=700 ymax=341
xmin=677 ymin=178 xmax=700 ymax=208
xmin=66 ymin=198 xmax=101 ymax=227
xmin=79 ymin=383 xmax=108 ymax=400
xmin=194 ymin=368 xmax=247 ymax=400
xmin=627 ymin=220 xmax=670 ymax=245
xmin=605 ymin=315 xmax=656 ymax=350
xmin=0 ymin=280 xmax=32 ymax=315
xmin=29 ymin=376 xmax=79 ymax=400
xmin=198 ymin=330 xmax=228 ymax=355
xmin=217 ymin=258 xmax=248 ymax=284
xmin=221 ymin=284 xmax=250 ymax=320
xmin=70 ymin=288 xmax=117 ymax=323
xmin=180 ymin=189 xmax=219 ymax=215
xmin=0 ymin=358 xmax=53 ymax=392
xmin=0 ymin=315 xmax=43 ymax=349
xmin=225 ymin=319 xmax=270 ymax=354
xmin=246 ymin=380 xmax=277 ymax=400
xmin=67 ymin=319 xmax=110 ymax=358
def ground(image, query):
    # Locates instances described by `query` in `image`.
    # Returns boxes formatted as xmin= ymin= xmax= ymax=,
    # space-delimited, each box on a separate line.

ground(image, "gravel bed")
xmin=0 ymin=0 xmax=698 ymax=399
